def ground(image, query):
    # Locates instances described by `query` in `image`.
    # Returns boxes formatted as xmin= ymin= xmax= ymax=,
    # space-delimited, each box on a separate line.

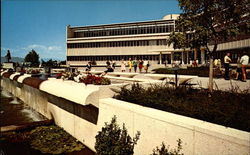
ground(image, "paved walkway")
xmin=89 ymin=66 xmax=250 ymax=91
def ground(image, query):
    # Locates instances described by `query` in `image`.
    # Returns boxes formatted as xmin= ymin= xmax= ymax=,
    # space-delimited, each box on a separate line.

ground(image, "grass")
xmin=114 ymin=83 xmax=250 ymax=132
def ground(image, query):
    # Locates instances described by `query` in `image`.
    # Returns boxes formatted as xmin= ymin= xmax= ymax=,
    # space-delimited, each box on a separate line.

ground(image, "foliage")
xmin=151 ymin=139 xmax=183 ymax=155
xmin=5 ymin=50 xmax=11 ymax=62
xmin=80 ymin=74 xmax=111 ymax=85
xmin=153 ymin=67 xmax=210 ymax=77
xmin=95 ymin=116 xmax=140 ymax=155
xmin=24 ymin=49 xmax=40 ymax=67
xmin=26 ymin=68 xmax=41 ymax=74
xmin=114 ymin=83 xmax=250 ymax=132
xmin=41 ymin=59 xmax=59 ymax=68
xmin=30 ymin=125 xmax=84 ymax=154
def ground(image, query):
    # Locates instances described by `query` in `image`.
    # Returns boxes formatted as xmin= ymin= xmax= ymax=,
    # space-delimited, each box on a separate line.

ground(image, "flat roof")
xmin=68 ymin=19 xmax=175 ymax=30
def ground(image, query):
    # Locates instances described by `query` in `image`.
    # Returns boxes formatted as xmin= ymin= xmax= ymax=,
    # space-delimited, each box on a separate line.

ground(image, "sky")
xmin=1 ymin=0 xmax=181 ymax=60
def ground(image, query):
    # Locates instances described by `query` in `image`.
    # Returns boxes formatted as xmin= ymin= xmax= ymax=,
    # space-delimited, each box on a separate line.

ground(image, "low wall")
xmin=1 ymin=75 xmax=249 ymax=155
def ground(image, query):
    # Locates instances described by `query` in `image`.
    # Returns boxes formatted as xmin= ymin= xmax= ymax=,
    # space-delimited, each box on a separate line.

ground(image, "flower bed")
xmin=23 ymin=77 xmax=45 ymax=89
xmin=114 ymin=83 xmax=250 ymax=132
xmin=2 ymin=72 xmax=14 ymax=78
xmin=80 ymin=74 xmax=111 ymax=85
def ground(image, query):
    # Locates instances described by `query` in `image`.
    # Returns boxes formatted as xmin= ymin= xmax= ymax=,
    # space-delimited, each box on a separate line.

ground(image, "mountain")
xmin=1 ymin=56 xmax=24 ymax=63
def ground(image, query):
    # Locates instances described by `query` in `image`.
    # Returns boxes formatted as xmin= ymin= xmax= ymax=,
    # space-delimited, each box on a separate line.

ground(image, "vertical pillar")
xmin=181 ymin=51 xmax=184 ymax=64
xmin=159 ymin=52 xmax=162 ymax=65
xmin=187 ymin=51 xmax=189 ymax=64
xmin=201 ymin=48 xmax=205 ymax=64
xmin=171 ymin=52 xmax=174 ymax=64
xmin=194 ymin=48 xmax=197 ymax=61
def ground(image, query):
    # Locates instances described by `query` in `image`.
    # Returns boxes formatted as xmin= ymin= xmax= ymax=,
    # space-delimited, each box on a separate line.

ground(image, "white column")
xmin=201 ymin=48 xmax=205 ymax=64
xmin=181 ymin=51 xmax=184 ymax=64
xmin=171 ymin=52 xmax=174 ymax=64
xmin=159 ymin=52 xmax=162 ymax=65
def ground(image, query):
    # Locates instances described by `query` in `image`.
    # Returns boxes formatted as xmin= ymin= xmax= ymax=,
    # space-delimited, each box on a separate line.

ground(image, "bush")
xmin=95 ymin=116 xmax=140 ymax=155
xmin=114 ymin=83 xmax=250 ymax=132
xmin=153 ymin=67 xmax=210 ymax=77
xmin=151 ymin=139 xmax=183 ymax=155
xmin=80 ymin=74 xmax=111 ymax=85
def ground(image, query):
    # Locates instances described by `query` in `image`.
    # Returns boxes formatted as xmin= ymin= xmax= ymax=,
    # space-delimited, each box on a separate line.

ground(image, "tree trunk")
xmin=208 ymin=56 xmax=214 ymax=92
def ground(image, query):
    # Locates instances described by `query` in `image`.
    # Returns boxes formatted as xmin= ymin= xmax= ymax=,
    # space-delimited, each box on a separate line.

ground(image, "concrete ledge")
xmin=17 ymin=74 xmax=32 ymax=83
xmin=9 ymin=73 xmax=21 ymax=80
xmin=99 ymin=98 xmax=250 ymax=155
xmin=39 ymin=79 xmax=100 ymax=107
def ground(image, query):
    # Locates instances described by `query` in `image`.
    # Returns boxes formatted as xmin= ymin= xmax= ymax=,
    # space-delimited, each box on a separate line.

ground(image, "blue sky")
xmin=1 ymin=0 xmax=181 ymax=60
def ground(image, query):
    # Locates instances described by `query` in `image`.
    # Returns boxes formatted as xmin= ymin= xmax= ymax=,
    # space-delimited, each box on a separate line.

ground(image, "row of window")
xmin=67 ymin=40 xmax=167 ymax=48
xmin=73 ymin=24 xmax=175 ymax=38
xmin=67 ymin=55 xmax=160 ymax=61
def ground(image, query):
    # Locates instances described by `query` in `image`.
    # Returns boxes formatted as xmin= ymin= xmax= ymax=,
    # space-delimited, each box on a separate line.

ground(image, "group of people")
xmin=85 ymin=58 xmax=150 ymax=76
xmin=125 ymin=58 xmax=150 ymax=73
xmin=224 ymin=52 xmax=249 ymax=82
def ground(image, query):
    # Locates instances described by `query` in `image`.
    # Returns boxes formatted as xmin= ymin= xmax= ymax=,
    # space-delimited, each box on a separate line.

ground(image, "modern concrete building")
xmin=66 ymin=14 xmax=250 ymax=68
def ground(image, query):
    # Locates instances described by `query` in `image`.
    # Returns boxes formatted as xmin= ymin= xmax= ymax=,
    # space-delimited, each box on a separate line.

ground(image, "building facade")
xmin=66 ymin=14 xmax=250 ymax=68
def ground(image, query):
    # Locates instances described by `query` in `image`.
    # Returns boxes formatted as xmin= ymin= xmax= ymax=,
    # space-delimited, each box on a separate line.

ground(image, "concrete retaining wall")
xmin=1 ymin=75 xmax=249 ymax=155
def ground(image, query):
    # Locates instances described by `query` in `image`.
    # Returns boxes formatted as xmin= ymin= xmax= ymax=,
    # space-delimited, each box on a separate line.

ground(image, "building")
xmin=66 ymin=14 xmax=250 ymax=68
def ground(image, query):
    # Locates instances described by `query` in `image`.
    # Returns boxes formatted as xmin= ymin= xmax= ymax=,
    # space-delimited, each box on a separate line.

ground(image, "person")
xmin=143 ymin=59 xmax=150 ymax=73
xmin=132 ymin=58 xmax=138 ymax=73
xmin=85 ymin=61 xmax=92 ymax=73
xmin=224 ymin=53 xmax=232 ymax=80
xmin=101 ymin=61 xmax=114 ymax=76
xmin=120 ymin=59 xmax=126 ymax=72
xmin=138 ymin=59 xmax=143 ymax=73
xmin=128 ymin=58 xmax=133 ymax=72
xmin=240 ymin=52 xmax=249 ymax=82
xmin=111 ymin=60 xmax=116 ymax=70
xmin=192 ymin=59 xmax=198 ymax=67
xmin=235 ymin=56 xmax=242 ymax=80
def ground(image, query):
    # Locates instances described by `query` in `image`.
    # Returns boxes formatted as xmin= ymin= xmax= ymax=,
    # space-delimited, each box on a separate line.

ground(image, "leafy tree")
xmin=151 ymin=139 xmax=184 ymax=155
xmin=168 ymin=0 xmax=249 ymax=91
xmin=24 ymin=49 xmax=40 ymax=67
xmin=95 ymin=116 xmax=140 ymax=155
xmin=5 ymin=50 xmax=11 ymax=62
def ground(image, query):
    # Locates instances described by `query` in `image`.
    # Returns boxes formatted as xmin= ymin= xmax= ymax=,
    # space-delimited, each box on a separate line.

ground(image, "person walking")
xmin=133 ymin=58 xmax=138 ymax=73
xmin=224 ymin=53 xmax=232 ymax=80
xmin=138 ymin=59 xmax=143 ymax=73
xmin=120 ymin=59 xmax=126 ymax=72
xmin=143 ymin=59 xmax=150 ymax=73
xmin=240 ymin=52 xmax=249 ymax=82
xmin=128 ymin=58 xmax=133 ymax=72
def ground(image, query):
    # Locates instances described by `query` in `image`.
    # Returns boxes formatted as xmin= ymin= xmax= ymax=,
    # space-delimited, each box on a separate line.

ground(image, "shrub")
xmin=114 ymin=83 xmax=250 ymax=132
xmin=151 ymin=139 xmax=184 ymax=155
xmin=80 ymin=74 xmax=111 ymax=85
xmin=95 ymin=116 xmax=140 ymax=155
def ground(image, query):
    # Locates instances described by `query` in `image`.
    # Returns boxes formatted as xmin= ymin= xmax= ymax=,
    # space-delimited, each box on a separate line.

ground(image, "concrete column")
xmin=181 ymin=51 xmax=184 ymax=64
xmin=186 ymin=51 xmax=189 ymax=64
xmin=171 ymin=52 xmax=174 ymax=64
xmin=201 ymin=48 xmax=205 ymax=64
xmin=194 ymin=48 xmax=197 ymax=60
xmin=159 ymin=52 xmax=162 ymax=65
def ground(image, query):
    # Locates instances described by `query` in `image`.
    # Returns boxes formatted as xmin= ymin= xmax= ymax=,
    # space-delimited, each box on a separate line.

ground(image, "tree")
xmin=168 ymin=0 xmax=250 ymax=91
xmin=5 ymin=50 xmax=11 ymax=62
xmin=24 ymin=49 xmax=40 ymax=67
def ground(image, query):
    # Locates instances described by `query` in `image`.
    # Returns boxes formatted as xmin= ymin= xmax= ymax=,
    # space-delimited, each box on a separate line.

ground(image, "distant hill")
xmin=1 ymin=56 xmax=24 ymax=63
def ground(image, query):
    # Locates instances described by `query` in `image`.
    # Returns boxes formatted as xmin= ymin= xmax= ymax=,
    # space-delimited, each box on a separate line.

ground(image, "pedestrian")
xmin=128 ymin=58 xmax=133 ymax=72
xmin=143 ymin=59 xmax=150 ymax=73
xmin=111 ymin=60 xmax=116 ymax=70
xmin=240 ymin=51 xmax=249 ymax=82
xmin=133 ymin=58 xmax=138 ymax=73
xmin=235 ymin=56 xmax=242 ymax=80
xmin=85 ymin=61 xmax=92 ymax=73
xmin=224 ymin=53 xmax=232 ymax=80
xmin=101 ymin=61 xmax=114 ymax=76
xmin=138 ymin=59 xmax=143 ymax=73
xmin=121 ymin=59 xmax=126 ymax=72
